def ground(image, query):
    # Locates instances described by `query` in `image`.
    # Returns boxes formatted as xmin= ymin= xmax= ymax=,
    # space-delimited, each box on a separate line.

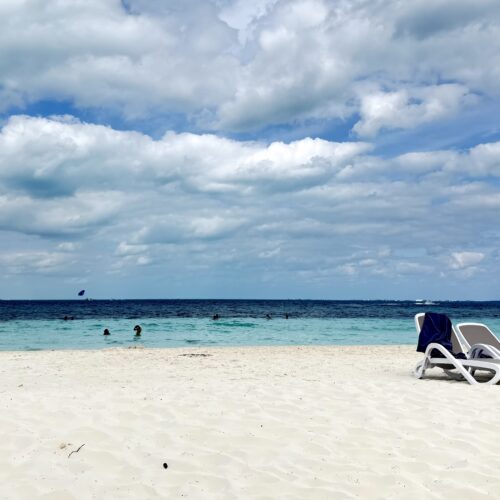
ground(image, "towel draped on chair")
xmin=416 ymin=312 xmax=466 ymax=359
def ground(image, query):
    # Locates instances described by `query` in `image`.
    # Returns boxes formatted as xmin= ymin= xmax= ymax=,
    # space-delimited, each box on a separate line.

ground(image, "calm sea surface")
xmin=0 ymin=300 xmax=499 ymax=351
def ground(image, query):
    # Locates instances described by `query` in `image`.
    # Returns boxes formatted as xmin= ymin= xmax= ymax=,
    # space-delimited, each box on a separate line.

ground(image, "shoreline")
xmin=0 ymin=343 xmax=415 ymax=354
xmin=1 ymin=345 xmax=499 ymax=498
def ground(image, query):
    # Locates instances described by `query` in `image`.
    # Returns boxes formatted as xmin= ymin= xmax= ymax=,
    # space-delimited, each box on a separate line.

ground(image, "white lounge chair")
xmin=415 ymin=313 xmax=500 ymax=359
xmin=456 ymin=322 xmax=500 ymax=359
xmin=413 ymin=313 xmax=500 ymax=385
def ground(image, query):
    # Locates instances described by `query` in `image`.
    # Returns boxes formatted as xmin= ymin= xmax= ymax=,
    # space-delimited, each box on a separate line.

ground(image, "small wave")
xmin=214 ymin=321 xmax=256 ymax=328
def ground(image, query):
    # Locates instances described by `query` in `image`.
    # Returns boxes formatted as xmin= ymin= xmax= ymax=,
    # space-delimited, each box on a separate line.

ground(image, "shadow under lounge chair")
xmin=413 ymin=312 xmax=500 ymax=385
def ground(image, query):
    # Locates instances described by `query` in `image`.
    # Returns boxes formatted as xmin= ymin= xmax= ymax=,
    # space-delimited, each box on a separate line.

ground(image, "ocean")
xmin=0 ymin=299 xmax=499 ymax=351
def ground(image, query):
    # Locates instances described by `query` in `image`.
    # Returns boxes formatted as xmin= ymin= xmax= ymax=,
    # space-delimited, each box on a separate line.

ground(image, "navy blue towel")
xmin=416 ymin=312 xmax=466 ymax=359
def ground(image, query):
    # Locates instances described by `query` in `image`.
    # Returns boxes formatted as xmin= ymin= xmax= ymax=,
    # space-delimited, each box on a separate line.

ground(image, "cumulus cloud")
xmin=0 ymin=114 xmax=367 ymax=246
xmin=469 ymin=142 xmax=500 ymax=176
xmin=0 ymin=115 xmax=498 ymax=297
xmin=0 ymin=115 xmax=369 ymax=198
xmin=0 ymin=251 xmax=75 ymax=275
xmin=0 ymin=0 xmax=239 ymax=117
xmin=449 ymin=251 xmax=485 ymax=270
xmin=1 ymin=1 xmax=500 ymax=298
xmin=1 ymin=0 xmax=500 ymax=134
xmin=447 ymin=251 xmax=486 ymax=278
xmin=57 ymin=242 xmax=79 ymax=252
xmin=0 ymin=191 xmax=124 ymax=237
xmin=353 ymin=84 xmax=475 ymax=137
xmin=215 ymin=0 xmax=500 ymax=132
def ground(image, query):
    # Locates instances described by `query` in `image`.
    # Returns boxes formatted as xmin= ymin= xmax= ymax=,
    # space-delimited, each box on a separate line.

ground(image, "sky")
xmin=1 ymin=0 xmax=500 ymax=300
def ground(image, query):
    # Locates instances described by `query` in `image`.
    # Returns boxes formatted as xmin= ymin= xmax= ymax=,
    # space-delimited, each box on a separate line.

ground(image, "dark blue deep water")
xmin=2 ymin=299 xmax=500 ymax=321
xmin=0 ymin=300 xmax=499 ymax=351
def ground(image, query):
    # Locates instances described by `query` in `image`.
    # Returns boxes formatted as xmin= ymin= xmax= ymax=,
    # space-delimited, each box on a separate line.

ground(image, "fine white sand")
xmin=0 ymin=345 xmax=499 ymax=499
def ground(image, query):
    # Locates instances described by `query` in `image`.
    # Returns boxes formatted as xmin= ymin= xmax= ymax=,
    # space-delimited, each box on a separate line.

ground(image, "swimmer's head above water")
xmin=133 ymin=324 xmax=142 ymax=336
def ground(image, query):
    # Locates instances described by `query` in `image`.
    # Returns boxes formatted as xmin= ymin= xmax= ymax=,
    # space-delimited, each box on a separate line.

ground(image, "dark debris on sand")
xmin=178 ymin=353 xmax=212 ymax=357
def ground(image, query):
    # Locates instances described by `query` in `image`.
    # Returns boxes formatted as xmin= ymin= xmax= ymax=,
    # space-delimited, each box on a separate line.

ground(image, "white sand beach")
xmin=1 ymin=345 xmax=499 ymax=499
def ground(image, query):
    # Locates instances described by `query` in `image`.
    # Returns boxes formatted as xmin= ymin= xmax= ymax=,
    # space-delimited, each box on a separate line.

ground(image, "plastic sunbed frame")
xmin=413 ymin=313 xmax=500 ymax=385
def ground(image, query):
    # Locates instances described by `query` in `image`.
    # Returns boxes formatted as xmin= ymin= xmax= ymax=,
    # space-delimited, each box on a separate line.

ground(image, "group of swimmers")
xmin=101 ymin=313 xmax=291 ymax=334
xmin=95 ymin=313 xmax=292 ymax=336
xmin=103 ymin=325 xmax=142 ymax=336
xmin=212 ymin=313 xmax=289 ymax=320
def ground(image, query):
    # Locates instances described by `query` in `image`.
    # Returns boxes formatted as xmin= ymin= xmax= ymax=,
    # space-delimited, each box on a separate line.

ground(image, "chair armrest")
xmin=468 ymin=343 xmax=500 ymax=360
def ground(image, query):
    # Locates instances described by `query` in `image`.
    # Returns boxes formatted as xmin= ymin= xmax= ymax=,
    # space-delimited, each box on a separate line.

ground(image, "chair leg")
xmin=414 ymin=359 xmax=427 ymax=379
xmin=483 ymin=367 xmax=500 ymax=385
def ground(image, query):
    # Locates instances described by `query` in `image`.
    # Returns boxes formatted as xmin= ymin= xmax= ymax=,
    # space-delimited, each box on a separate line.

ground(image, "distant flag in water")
xmin=78 ymin=290 xmax=85 ymax=296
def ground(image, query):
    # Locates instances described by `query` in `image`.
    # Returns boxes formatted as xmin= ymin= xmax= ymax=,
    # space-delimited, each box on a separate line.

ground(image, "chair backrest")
xmin=414 ymin=312 xmax=465 ymax=353
xmin=456 ymin=323 xmax=500 ymax=351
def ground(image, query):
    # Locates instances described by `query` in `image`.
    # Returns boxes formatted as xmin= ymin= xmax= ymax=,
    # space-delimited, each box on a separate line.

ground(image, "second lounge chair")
xmin=456 ymin=322 xmax=500 ymax=359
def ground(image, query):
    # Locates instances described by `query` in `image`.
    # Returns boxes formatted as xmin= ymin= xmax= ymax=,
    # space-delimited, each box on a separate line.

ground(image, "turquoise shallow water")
xmin=2 ymin=316 xmax=500 ymax=351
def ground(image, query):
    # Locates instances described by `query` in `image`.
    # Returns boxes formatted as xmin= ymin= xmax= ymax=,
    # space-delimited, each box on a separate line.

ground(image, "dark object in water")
xmin=78 ymin=290 xmax=85 ymax=296
xmin=266 ymin=314 xmax=272 ymax=320
xmin=133 ymin=324 xmax=142 ymax=336
xmin=103 ymin=328 xmax=110 ymax=336
xmin=163 ymin=462 xmax=168 ymax=469
xmin=212 ymin=313 xmax=220 ymax=320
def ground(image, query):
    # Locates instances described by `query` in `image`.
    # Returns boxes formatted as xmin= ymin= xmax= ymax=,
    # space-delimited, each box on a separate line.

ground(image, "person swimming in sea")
xmin=103 ymin=328 xmax=110 ymax=336
xmin=212 ymin=313 xmax=220 ymax=320
xmin=266 ymin=314 xmax=272 ymax=320
xmin=133 ymin=324 xmax=142 ymax=336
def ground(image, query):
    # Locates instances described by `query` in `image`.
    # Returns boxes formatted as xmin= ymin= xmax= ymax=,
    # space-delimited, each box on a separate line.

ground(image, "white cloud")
xmin=1 ymin=118 xmax=498 ymax=268
xmin=0 ymin=251 xmax=74 ymax=275
xmin=0 ymin=115 xmax=367 ymax=199
xmin=469 ymin=142 xmax=500 ymax=176
xmin=1 ymin=1 xmax=500 ymax=298
xmin=258 ymin=247 xmax=281 ymax=258
xmin=337 ymin=263 xmax=357 ymax=276
xmin=449 ymin=251 xmax=485 ymax=270
xmin=136 ymin=255 xmax=151 ymax=266
xmin=57 ymin=242 xmax=78 ymax=252
xmin=116 ymin=242 xmax=149 ymax=256
xmin=395 ymin=151 xmax=460 ymax=174
xmin=0 ymin=0 xmax=239 ymax=116
xmin=0 ymin=117 xmax=498 ymax=297
xmin=214 ymin=0 xmax=500 ymax=132
xmin=0 ymin=191 xmax=124 ymax=237
xmin=1 ymin=0 xmax=499 ymax=134
xmin=353 ymin=84 xmax=474 ymax=137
